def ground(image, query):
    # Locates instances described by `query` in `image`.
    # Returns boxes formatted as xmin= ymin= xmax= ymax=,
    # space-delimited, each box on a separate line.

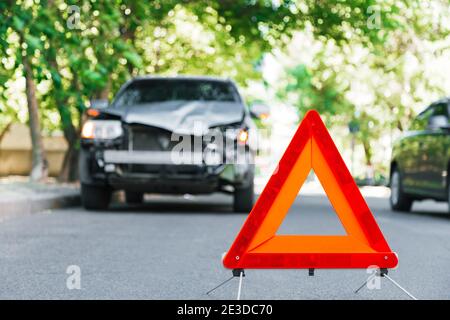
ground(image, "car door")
xmin=400 ymin=108 xmax=434 ymax=192
xmin=419 ymin=103 xmax=450 ymax=199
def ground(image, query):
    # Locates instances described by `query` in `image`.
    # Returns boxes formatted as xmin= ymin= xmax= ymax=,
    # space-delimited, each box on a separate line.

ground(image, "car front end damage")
xmin=79 ymin=76 xmax=258 ymax=211
xmin=79 ymin=121 xmax=255 ymax=195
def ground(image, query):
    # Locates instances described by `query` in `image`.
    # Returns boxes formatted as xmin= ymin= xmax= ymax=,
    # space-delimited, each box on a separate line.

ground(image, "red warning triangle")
xmin=223 ymin=110 xmax=398 ymax=269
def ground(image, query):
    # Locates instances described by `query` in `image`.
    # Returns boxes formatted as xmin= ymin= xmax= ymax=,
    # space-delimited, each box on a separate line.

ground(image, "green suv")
xmin=390 ymin=98 xmax=450 ymax=212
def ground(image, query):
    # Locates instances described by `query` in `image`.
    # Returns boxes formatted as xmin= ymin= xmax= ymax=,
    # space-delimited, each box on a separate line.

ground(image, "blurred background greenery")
xmin=1 ymin=0 xmax=450 ymax=184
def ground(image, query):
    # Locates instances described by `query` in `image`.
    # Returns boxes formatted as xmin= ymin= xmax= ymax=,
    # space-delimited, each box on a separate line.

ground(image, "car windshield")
xmin=113 ymin=79 xmax=239 ymax=107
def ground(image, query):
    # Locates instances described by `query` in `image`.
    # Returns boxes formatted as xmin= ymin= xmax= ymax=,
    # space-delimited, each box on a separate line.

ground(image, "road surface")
xmin=0 ymin=190 xmax=449 ymax=299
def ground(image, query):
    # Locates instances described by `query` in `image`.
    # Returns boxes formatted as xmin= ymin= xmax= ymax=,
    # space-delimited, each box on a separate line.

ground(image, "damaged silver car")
xmin=79 ymin=76 xmax=259 ymax=212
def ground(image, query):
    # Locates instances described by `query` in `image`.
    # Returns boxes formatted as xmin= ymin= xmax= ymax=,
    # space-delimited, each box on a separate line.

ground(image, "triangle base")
xmin=224 ymin=252 xmax=398 ymax=269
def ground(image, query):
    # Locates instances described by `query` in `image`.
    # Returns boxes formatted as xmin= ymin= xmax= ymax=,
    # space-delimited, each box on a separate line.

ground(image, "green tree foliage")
xmin=1 ymin=0 xmax=450 ymax=181
xmin=0 ymin=1 xmax=53 ymax=181
xmin=275 ymin=1 xmax=450 ymax=179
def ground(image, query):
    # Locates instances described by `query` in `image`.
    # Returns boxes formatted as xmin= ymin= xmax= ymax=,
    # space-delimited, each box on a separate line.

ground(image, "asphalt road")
xmin=0 ymin=190 xmax=449 ymax=299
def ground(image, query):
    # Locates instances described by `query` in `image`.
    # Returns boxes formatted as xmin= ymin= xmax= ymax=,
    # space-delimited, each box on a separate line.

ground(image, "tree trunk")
xmin=58 ymin=140 xmax=79 ymax=182
xmin=362 ymin=139 xmax=373 ymax=167
xmin=0 ymin=121 xmax=13 ymax=143
xmin=362 ymin=138 xmax=374 ymax=185
xmin=96 ymin=75 xmax=111 ymax=100
xmin=23 ymin=55 xmax=48 ymax=182
xmin=47 ymin=57 xmax=80 ymax=182
xmin=56 ymin=108 xmax=79 ymax=182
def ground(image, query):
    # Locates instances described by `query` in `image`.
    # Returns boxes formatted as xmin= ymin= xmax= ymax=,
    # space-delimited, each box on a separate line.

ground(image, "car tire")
xmin=447 ymin=179 xmax=450 ymax=214
xmin=390 ymin=168 xmax=413 ymax=212
xmin=81 ymin=184 xmax=111 ymax=210
xmin=125 ymin=192 xmax=144 ymax=204
xmin=233 ymin=179 xmax=254 ymax=213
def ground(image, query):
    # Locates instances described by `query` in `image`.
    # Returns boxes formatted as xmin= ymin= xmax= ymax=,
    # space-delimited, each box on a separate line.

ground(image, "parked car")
xmin=390 ymin=97 xmax=450 ymax=212
xmin=79 ymin=76 xmax=259 ymax=212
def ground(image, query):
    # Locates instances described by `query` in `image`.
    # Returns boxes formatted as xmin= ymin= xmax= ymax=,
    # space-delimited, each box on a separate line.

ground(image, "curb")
xmin=0 ymin=192 xmax=80 ymax=221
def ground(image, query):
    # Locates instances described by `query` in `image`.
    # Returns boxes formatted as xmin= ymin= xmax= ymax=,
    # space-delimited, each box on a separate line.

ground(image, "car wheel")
xmin=81 ymin=184 xmax=111 ymax=210
xmin=125 ymin=192 xmax=144 ymax=204
xmin=390 ymin=168 xmax=413 ymax=212
xmin=233 ymin=180 xmax=254 ymax=213
xmin=447 ymin=181 xmax=450 ymax=214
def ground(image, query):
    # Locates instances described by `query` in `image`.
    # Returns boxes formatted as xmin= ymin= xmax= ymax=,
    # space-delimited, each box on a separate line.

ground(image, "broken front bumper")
xmin=82 ymin=149 xmax=252 ymax=194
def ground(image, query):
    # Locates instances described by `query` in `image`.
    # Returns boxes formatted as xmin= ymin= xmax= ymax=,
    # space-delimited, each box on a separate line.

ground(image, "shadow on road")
xmin=364 ymin=196 xmax=450 ymax=220
xmin=86 ymin=191 xmax=450 ymax=221
xmin=106 ymin=193 xmax=337 ymax=215
xmin=109 ymin=202 xmax=233 ymax=214
xmin=394 ymin=209 xmax=450 ymax=220
xmin=102 ymin=193 xmax=245 ymax=215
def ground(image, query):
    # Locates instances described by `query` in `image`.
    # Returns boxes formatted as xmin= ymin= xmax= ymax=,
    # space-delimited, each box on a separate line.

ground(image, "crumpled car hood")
xmin=102 ymin=100 xmax=244 ymax=134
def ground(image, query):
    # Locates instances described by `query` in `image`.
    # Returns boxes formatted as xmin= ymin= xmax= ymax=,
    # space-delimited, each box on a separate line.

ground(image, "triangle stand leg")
xmin=382 ymin=273 xmax=418 ymax=300
xmin=354 ymin=268 xmax=418 ymax=300
xmin=354 ymin=273 xmax=377 ymax=294
xmin=205 ymin=275 xmax=234 ymax=295
xmin=236 ymin=269 xmax=244 ymax=300
xmin=206 ymin=269 xmax=245 ymax=300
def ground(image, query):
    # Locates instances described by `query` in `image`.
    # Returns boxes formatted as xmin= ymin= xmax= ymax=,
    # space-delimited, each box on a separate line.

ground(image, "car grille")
xmin=124 ymin=125 xmax=203 ymax=174
xmin=128 ymin=125 xmax=177 ymax=151
xmin=123 ymin=164 xmax=204 ymax=175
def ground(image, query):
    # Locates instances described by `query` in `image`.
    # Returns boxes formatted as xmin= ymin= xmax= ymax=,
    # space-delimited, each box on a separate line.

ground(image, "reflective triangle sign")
xmin=223 ymin=110 xmax=398 ymax=269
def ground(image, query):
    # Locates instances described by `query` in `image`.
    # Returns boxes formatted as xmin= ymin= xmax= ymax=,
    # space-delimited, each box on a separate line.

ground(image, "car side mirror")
xmin=90 ymin=99 xmax=109 ymax=110
xmin=249 ymin=103 xmax=270 ymax=120
xmin=428 ymin=115 xmax=449 ymax=130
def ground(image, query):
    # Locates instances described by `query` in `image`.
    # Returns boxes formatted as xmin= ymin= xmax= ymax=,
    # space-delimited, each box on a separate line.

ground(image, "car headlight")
xmin=81 ymin=120 xmax=123 ymax=140
xmin=224 ymin=128 xmax=249 ymax=145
